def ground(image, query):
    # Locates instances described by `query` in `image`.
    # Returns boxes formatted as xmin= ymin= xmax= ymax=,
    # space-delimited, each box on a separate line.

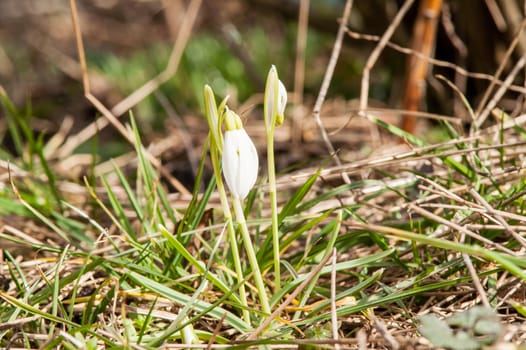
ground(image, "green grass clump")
xmin=1 ymin=63 xmax=526 ymax=349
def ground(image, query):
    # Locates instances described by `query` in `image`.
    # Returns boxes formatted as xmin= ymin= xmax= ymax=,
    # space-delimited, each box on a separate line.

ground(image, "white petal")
xmin=222 ymin=129 xmax=259 ymax=199
xmin=277 ymin=79 xmax=287 ymax=117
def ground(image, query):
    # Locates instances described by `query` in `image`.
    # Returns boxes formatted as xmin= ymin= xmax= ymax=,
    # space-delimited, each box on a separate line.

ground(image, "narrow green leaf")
xmin=272 ymin=249 xmax=395 ymax=305
xmin=0 ymin=290 xmax=78 ymax=327
xmin=278 ymin=169 xmax=320 ymax=224
xmin=112 ymin=160 xmax=144 ymax=223
xmin=101 ymin=174 xmax=135 ymax=240
xmin=158 ymin=225 xmax=241 ymax=305
xmin=126 ymin=270 xmax=249 ymax=332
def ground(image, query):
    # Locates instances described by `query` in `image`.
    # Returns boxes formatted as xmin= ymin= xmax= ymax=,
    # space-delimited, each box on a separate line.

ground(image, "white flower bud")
xmin=204 ymin=85 xmax=221 ymax=148
xmin=264 ymin=65 xmax=287 ymax=128
xmin=222 ymin=111 xmax=259 ymax=200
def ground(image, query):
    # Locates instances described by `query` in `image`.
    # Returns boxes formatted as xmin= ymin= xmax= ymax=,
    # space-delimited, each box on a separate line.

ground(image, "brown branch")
xmin=401 ymin=0 xmax=443 ymax=135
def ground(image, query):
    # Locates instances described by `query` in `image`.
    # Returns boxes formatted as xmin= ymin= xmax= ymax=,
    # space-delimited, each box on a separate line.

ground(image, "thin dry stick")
xmin=247 ymin=251 xmax=334 ymax=340
xmin=469 ymin=189 xmax=526 ymax=248
xmin=294 ymin=0 xmax=309 ymax=107
xmin=416 ymin=175 xmax=466 ymax=203
xmin=44 ymin=116 xmax=74 ymax=158
xmin=440 ymin=2 xmax=468 ymax=119
xmin=496 ymin=279 xmax=524 ymax=309
xmin=370 ymin=313 xmax=399 ymax=350
xmin=330 ymin=248 xmax=340 ymax=350
xmin=408 ymin=204 xmax=517 ymax=256
xmin=85 ymin=94 xmax=189 ymax=195
xmin=357 ymin=329 xmax=367 ymax=350
xmin=435 ymin=74 xmax=481 ymax=172
xmin=421 ymin=203 xmax=526 ymax=228
xmin=69 ymin=0 xmax=88 ymax=94
xmin=479 ymin=111 xmax=526 ymax=135
xmin=359 ymin=0 xmax=415 ymax=112
xmin=2 ymin=225 xmax=43 ymax=246
xmin=466 ymin=224 xmax=526 ymax=231
xmin=477 ymin=15 xmax=526 ymax=114
xmin=427 ymin=206 xmax=467 ymax=239
xmin=474 ymin=18 xmax=526 ymax=122
xmin=329 ymin=106 xmax=459 ymax=136
xmin=61 ymin=0 xmax=201 ymax=160
xmin=0 ymin=316 xmax=40 ymax=332
xmin=353 ymin=107 xmax=461 ymax=123
xmin=68 ymin=0 xmax=197 ymax=195
xmin=476 ymin=53 xmax=526 ymax=128
xmin=154 ymin=90 xmax=199 ymax=179
xmin=292 ymin=0 xmax=310 ymax=144
xmin=485 ymin=0 xmax=507 ymax=31
xmin=347 ymin=28 xmax=526 ymax=95
xmin=440 ymin=2 xmax=468 ymax=63
xmin=461 ymin=251 xmax=491 ymax=308
xmin=289 ymin=137 xmax=518 ymax=183
xmin=312 ymin=0 xmax=353 ymax=184
xmin=206 ymin=312 xmax=227 ymax=350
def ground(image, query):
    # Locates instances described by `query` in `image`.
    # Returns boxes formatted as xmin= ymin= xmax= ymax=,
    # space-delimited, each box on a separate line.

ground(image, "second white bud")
xmin=222 ymin=110 xmax=259 ymax=200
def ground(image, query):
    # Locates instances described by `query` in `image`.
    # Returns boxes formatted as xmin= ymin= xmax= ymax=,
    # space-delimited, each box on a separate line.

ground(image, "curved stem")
xmin=266 ymin=132 xmax=281 ymax=292
xmin=233 ymin=197 xmax=271 ymax=315
xmin=210 ymin=142 xmax=251 ymax=325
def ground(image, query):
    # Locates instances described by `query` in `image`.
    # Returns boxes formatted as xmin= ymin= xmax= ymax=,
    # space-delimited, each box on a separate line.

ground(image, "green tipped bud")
xmin=224 ymin=109 xmax=243 ymax=131
xmin=264 ymin=65 xmax=287 ymax=129
xmin=204 ymin=85 xmax=222 ymax=150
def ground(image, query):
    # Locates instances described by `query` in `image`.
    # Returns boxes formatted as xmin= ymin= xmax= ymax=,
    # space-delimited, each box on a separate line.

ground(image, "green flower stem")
xmin=232 ymin=196 xmax=271 ymax=316
xmin=210 ymin=140 xmax=251 ymax=325
xmin=266 ymin=131 xmax=281 ymax=292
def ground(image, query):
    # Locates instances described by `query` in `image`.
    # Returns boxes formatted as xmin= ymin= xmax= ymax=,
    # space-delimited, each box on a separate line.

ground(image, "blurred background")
xmin=1 ymin=0 xmax=525 ymax=188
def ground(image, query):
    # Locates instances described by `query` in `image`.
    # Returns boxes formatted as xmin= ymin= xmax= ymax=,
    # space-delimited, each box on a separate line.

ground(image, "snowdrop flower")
xmin=222 ymin=110 xmax=259 ymax=200
xmin=264 ymin=65 xmax=287 ymax=128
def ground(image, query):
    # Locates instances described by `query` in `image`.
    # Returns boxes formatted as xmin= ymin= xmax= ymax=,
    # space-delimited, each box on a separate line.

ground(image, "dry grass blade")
xmin=475 ymin=53 xmax=526 ymax=128
xmin=0 ymin=316 xmax=40 ymax=331
xmin=409 ymin=204 xmax=517 ymax=255
xmin=370 ymin=312 xmax=399 ymax=350
xmin=475 ymin=18 xmax=526 ymax=119
xmin=461 ymin=252 xmax=490 ymax=307
xmin=291 ymin=0 xmax=310 ymax=145
xmin=469 ymin=188 xmax=526 ymax=248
